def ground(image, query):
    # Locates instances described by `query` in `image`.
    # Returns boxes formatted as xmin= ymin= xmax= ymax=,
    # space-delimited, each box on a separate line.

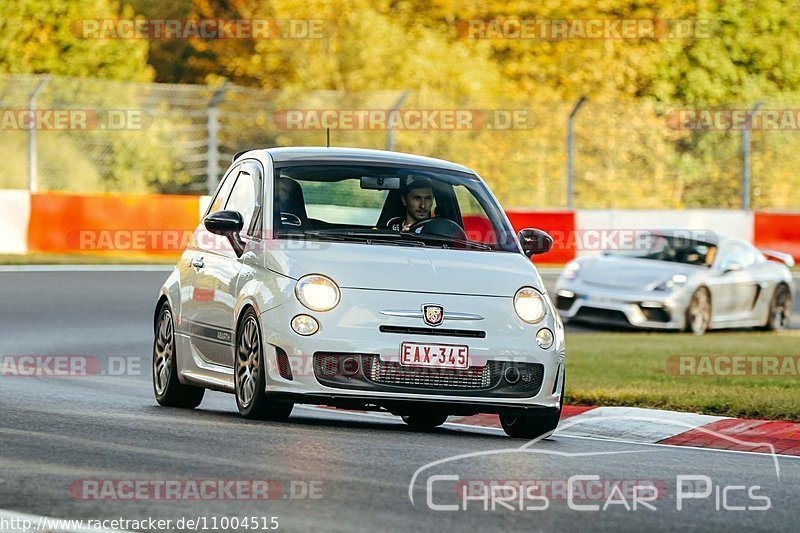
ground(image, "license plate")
xmin=399 ymin=342 xmax=469 ymax=369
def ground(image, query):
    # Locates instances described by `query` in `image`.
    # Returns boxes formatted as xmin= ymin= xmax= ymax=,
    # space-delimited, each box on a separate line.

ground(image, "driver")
xmin=387 ymin=175 xmax=434 ymax=232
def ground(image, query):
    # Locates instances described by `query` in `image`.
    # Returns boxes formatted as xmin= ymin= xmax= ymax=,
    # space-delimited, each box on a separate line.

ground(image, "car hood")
xmin=264 ymin=242 xmax=543 ymax=297
xmin=577 ymin=256 xmax=701 ymax=291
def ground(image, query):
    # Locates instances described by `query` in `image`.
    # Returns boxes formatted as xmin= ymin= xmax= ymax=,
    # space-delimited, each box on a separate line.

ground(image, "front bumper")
xmin=258 ymin=288 xmax=565 ymax=412
xmin=554 ymin=279 xmax=687 ymax=330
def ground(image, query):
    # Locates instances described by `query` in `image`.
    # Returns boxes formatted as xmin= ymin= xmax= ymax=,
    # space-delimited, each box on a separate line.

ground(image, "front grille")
xmin=379 ymin=325 xmax=486 ymax=338
xmin=362 ymin=355 xmax=501 ymax=389
xmin=312 ymin=353 xmax=545 ymax=397
xmin=573 ymin=307 xmax=630 ymax=325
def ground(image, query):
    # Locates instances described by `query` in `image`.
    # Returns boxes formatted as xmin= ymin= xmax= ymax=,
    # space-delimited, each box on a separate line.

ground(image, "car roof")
xmin=647 ymin=228 xmax=723 ymax=245
xmin=237 ymin=147 xmax=476 ymax=174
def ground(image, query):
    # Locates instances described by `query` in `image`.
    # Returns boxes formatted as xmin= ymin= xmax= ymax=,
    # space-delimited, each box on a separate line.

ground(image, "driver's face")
xmin=402 ymin=187 xmax=433 ymax=223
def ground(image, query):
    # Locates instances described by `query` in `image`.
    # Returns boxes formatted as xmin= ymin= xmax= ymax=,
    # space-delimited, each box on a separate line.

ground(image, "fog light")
xmin=291 ymin=314 xmax=319 ymax=336
xmin=341 ymin=357 xmax=360 ymax=377
xmin=504 ymin=366 xmax=521 ymax=384
xmin=536 ymin=328 xmax=554 ymax=349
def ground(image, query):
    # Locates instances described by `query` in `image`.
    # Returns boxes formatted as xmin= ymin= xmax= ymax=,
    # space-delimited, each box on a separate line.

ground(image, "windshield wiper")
xmin=285 ymin=229 xmax=491 ymax=250
xmin=403 ymin=233 xmax=492 ymax=251
xmin=301 ymin=230 xmax=425 ymax=247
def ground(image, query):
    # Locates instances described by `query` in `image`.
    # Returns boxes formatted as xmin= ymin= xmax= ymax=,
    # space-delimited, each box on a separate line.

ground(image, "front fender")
xmin=233 ymin=264 xmax=295 ymax=330
xmin=154 ymin=267 xmax=181 ymax=332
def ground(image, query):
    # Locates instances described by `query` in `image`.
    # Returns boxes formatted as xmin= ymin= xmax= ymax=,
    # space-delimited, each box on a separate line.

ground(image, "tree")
xmin=0 ymin=0 xmax=153 ymax=81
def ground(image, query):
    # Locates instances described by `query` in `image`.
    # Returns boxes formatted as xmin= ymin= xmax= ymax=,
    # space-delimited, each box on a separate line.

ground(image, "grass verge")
xmin=566 ymin=330 xmax=800 ymax=421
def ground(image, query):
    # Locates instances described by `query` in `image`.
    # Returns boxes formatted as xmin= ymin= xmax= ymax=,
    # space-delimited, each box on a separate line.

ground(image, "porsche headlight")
xmin=295 ymin=274 xmax=340 ymax=312
xmin=563 ymin=261 xmax=581 ymax=280
xmin=654 ymin=274 xmax=688 ymax=292
xmin=514 ymin=287 xmax=547 ymax=324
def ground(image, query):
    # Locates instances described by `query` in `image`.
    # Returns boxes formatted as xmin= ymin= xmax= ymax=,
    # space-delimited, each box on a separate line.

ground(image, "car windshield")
xmin=272 ymin=163 xmax=518 ymax=252
xmin=605 ymin=233 xmax=717 ymax=266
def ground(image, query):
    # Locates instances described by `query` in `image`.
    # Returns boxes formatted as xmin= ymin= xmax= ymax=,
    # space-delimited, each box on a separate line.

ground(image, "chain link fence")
xmin=1 ymin=73 xmax=799 ymax=209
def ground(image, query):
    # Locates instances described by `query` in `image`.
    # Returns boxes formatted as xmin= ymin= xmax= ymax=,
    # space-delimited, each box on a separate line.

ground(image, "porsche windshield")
xmin=605 ymin=233 xmax=717 ymax=266
xmin=272 ymin=164 xmax=518 ymax=252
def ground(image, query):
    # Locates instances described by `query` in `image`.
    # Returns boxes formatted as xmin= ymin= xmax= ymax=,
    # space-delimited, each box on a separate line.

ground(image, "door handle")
xmin=191 ymin=257 xmax=205 ymax=269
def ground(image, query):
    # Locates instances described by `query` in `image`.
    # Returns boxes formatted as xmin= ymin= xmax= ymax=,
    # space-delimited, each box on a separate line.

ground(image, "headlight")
xmin=295 ymin=274 xmax=340 ymax=312
xmin=563 ymin=261 xmax=581 ymax=280
xmin=654 ymin=273 xmax=688 ymax=292
xmin=514 ymin=287 xmax=547 ymax=324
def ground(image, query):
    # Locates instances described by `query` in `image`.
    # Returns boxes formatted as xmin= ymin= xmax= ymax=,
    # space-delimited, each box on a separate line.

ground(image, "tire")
xmin=686 ymin=287 xmax=712 ymax=335
xmin=153 ymin=303 xmax=205 ymax=408
xmin=764 ymin=284 xmax=792 ymax=331
xmin=235 ymin=309 xmax=293 ymax=420
xmin=402 ymin=412 xmax=449 ymax=429
xmin=500 ymin=370 xmax=564 ymax=439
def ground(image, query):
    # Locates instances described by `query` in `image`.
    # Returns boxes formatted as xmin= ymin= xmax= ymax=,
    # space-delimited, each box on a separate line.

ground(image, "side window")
xmin=741 ymin=243 xmax=759 ymax=268
xmin=207 ymin=164 xmax=240 ymax=215
xmin=719 ymin=242 xmax=747 ymax=267
xmin=225 ymin=166 xmax=257 ymax=233
xmin=454 ymin=184 xmax=497 ymax=245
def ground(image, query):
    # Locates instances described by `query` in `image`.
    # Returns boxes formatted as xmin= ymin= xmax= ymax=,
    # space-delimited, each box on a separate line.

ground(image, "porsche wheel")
xmin=235 ymin=309 xmax=293 ymax=420
xmin=153 ymin=303 xmax=204 ymax=408
xmin=687 ymin=287 xmax=712 ymax=336
xmin=764 ymin=284 xmax=792 ymax=331
xmin=402 ymin=413 xmax=449 ymax=429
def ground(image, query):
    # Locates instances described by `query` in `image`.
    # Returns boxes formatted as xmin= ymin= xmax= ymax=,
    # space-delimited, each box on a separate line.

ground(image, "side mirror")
xmin=518 ymin=228 xmax=553 ymax=257
xmin=204 ymin=210 xmax=246 ymax=256
xmin=721 ymin=260 xmax=744 ymax=274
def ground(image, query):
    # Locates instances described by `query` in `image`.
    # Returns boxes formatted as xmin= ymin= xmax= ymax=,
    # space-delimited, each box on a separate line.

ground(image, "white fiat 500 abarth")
xmin=153 ymin=147 xmax=565 ymax=438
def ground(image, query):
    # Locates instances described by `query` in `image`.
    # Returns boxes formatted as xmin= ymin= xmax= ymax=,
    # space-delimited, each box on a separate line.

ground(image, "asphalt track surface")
xmin=1 ymin=268 xmax=799 ymax=532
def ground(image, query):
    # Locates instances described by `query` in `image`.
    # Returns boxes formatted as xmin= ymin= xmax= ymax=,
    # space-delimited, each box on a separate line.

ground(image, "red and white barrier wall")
xmin=1 ymin=190 xmax=799 ymax=263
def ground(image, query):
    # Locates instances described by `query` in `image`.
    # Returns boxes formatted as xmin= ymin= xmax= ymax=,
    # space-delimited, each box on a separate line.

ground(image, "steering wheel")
xmin=408 ymin=218 xmax=468 ymax=241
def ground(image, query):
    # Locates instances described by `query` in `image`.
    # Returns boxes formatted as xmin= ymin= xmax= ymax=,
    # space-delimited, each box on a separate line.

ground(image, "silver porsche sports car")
xmin=555 ymin=230 xmax=794 ymax=334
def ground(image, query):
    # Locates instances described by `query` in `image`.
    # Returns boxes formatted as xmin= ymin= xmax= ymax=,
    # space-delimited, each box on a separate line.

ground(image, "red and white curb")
xmin=451 ymin=406 xmax=800 ymax=456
